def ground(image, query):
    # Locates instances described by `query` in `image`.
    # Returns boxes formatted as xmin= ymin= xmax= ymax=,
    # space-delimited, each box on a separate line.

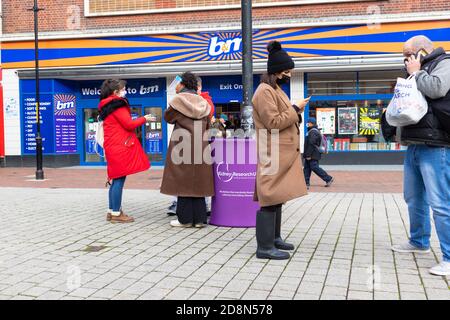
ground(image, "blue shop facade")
xmin=19 ymin=75 xmax=289 ymax=167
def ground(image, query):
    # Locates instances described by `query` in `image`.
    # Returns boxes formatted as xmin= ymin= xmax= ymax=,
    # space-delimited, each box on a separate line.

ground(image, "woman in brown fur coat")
xmin=160 ymin=72 xmax=215 ymax=228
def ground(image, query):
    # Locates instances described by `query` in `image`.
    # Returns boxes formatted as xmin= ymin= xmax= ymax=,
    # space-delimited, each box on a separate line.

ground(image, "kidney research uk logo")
xmin=216 ymin=162 xmax=256 ymax=183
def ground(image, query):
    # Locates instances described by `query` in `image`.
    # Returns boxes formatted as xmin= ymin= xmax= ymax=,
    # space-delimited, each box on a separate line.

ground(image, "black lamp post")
xmin=240 ymin=0 xmax=254 ymax=135
xmin=32 ymin=0 xmax=44 ymax=180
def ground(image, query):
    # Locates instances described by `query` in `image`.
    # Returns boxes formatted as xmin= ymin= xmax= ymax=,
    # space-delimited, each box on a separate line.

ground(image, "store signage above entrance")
xmin=78 ymin=79 xmax=165 ymax=99
xmin=81 ymin=84 xmax=160 ymax=97
xmin=3 ymin=20 xmax=450 ymax=69
xmin=208 ymin=35 xmax=242 ymax=57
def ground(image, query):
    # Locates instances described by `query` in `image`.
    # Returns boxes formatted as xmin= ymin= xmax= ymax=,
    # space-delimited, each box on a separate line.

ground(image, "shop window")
xmin=86 ymin=0 xmax=373 ymax=16
xmin=307 ymin=72 xmax=357 ymax=96
xmin=215 ymin=102 xmax=242 ymax=131
xmin=308 ymin=100 xmax=406 ymax=152
xmin=84 ymin=109 xmax=103 ymax=163
xmin=305 ymin=70 xmax=406 ymax=152
xmin=358 ymin=70 xmax=403 ymax=95
xmin=144 ymin=107 xmax=164 ymax=163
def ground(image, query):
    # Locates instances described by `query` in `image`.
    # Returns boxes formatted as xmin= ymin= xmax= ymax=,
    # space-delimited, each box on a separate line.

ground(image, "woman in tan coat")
xmin=252 ymin=41 xmax=310 ymax=260
xmin=160 ymin=72 xmax=215 ymax=228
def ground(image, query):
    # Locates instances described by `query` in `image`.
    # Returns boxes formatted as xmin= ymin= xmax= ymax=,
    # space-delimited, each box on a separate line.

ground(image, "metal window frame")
xmin=84 ymin=0 xmax=378 ymax=17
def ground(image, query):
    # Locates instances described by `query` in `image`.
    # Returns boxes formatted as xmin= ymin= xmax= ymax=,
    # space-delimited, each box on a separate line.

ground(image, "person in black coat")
xmin=381 ymin=111 xmax=397 ymax=142
xmin=303 ymin=118 xmax=334 ymax=189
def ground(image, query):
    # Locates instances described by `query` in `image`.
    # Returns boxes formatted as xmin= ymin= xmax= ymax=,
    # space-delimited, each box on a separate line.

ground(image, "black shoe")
xmin=274 ymin=206 xmax=295 ymax=251
xmin=256 ymin=247 xmax=290 ymax=260
xmin=256 ymin=210 xmax=290 ymax=260
xmin=274 ymin=237 xmax=295 ymax=251
xmin=325 ymin=178 xmax=334 ymax=187
xmin=306 ymin=184 xmax=310 ymax=190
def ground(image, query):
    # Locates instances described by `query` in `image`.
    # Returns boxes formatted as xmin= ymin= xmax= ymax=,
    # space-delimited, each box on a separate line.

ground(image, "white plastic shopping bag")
xmin=95 ymin=117 xmax=104 ymax=148
xmin=94 ymin=117 xmax=105 ymax=158
xmin=386 ymin=75 xmax=428 ymax=127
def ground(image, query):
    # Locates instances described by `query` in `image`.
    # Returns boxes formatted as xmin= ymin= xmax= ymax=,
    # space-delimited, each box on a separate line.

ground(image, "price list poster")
xmin=53 ymin=94 xmax=77 ymax=153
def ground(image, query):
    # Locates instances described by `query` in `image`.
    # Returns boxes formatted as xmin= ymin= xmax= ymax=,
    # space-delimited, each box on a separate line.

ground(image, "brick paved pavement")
xmin=0 ymin=187 xmax=448 ymax=300
xmin=0 ymin=167 xmax=402 ymax=193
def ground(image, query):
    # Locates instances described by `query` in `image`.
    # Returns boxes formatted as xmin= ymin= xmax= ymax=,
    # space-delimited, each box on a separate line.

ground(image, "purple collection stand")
xmin=209 ymin=138 xmax=259 ymax=228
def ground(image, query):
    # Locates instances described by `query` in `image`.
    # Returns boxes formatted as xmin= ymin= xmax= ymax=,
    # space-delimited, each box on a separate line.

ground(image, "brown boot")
xmin=107 ymin=209 xmax=126 ymax=222
xmin=110 ymin=211 xmax=135 ymax=223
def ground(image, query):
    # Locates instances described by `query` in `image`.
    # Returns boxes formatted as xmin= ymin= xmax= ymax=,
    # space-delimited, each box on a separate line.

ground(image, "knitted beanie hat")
xmin=267 ymin=41 xmax=295 ymax=74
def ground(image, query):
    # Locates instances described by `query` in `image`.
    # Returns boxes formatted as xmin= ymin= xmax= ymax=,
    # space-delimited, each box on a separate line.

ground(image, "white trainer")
xmin=429 ymin=261 xmax=450 ymax=276
xmin=170 ymin=219 xmax=192 ymax=228
xmin=391 ymin=242 xmax=430 ymax=254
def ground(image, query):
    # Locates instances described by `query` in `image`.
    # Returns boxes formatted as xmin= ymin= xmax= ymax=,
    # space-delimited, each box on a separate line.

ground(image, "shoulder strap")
xmin=310 ymin=127 xmax=321 ymax=135
xmin=427 ymin=53 xmax=450 ymax=74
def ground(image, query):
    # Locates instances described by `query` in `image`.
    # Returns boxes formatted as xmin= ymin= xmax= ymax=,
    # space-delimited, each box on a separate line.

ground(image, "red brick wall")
xmin=2 ymin=0 xmax=450 ymax=34
xmin=87 ymin=0 xmax=309 ymax=13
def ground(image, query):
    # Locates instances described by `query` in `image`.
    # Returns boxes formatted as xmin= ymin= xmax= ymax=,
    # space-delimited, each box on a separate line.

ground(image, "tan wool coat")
xmin=160 ymin=92 xmax=215 ymax=197
xmin=252 ymin=83 xmax=308 ymax=207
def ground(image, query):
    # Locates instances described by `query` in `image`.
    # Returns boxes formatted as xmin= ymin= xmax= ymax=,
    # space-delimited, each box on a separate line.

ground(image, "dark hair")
xmin=100 ymin=79 xmax=126 ymax=100
xmin=260 ymin=73 xmax=279 ymax=89
xmin=180 ymin=72 xmax=198 ymax=92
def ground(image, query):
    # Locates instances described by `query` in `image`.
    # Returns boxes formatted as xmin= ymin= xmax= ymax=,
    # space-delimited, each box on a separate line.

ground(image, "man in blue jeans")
xmin=303 ymin=117 xmax=334 ymax=190
xmin=391 ymin=35 xmax=450 ymax=276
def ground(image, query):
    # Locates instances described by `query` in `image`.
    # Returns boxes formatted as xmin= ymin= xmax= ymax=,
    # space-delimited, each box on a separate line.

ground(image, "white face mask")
xmin=118 ymin=89 xmax=127 ymax=98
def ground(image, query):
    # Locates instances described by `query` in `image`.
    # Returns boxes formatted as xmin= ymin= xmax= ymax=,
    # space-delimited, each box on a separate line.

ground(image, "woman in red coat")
xmin=98 ymin=79 xmax=152 ymax=223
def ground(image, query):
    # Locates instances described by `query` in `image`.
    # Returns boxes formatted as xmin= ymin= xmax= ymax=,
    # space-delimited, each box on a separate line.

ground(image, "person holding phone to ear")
xmin=391 ymin=35 xmax=450 ymax=277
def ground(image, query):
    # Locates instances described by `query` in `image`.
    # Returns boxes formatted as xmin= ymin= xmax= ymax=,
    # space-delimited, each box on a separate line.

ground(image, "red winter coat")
xmin=98 ymin=96 xmax=150 ymax=180
xmin=200 ymin=91 xmax=215 ymax=119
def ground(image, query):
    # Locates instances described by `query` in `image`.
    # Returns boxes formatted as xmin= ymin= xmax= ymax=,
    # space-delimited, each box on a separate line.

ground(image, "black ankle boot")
xmin=256 ymin=210 xmax=290 ymax=260
xmin=274 ymin=206 xmax=295 ymax=251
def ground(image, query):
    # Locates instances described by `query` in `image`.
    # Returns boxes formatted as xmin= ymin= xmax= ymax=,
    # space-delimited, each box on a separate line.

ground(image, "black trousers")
xmin=176 ymin=196 xmax=207 ymax=225
xmin=303 ymin=159 xmax=332 ymax=184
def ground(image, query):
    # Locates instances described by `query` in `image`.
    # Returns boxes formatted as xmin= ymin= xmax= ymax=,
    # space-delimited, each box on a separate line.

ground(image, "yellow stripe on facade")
xmin=185 ymin=34 xmax=211 ymax=41
xmin=2 ymin=48 xmax=198 ymax=69
xmin=188 ymin=54 xmax=209 ymax=62
xmin=151 ymin=50 xmax=204 ymax=63
xmin=3 ymin=38 xmax=207 ymax=50
xmin=287 ymin=20 xmax=450 ymax=41
xmin=154 ymin=35 xmax=206 ymax=44
xmin=289 ymin=52 xmax=320 ymax=58
xmin=255 ymin=28 xmax=307 ymax=41
xmin=285 ymin=41 xmax=450 ymax=54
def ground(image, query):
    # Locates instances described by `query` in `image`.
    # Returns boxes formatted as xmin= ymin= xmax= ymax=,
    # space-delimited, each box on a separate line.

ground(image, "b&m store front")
xmin=2 ymin=20 xmax=449 ymax=166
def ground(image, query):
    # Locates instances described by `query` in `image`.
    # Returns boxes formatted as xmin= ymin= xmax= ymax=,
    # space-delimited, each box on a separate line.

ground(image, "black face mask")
xmin=276 ymin=75 xmax=291 ymax=85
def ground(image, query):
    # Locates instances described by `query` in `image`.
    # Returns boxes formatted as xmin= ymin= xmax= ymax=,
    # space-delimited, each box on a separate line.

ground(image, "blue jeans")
xmin=303 ymin=159 xmax=332 ymax=185
xmin=109 ymin=176 xmax=127 ymax=212
xmin=404 ymin=145 xmax=450 ymax=262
